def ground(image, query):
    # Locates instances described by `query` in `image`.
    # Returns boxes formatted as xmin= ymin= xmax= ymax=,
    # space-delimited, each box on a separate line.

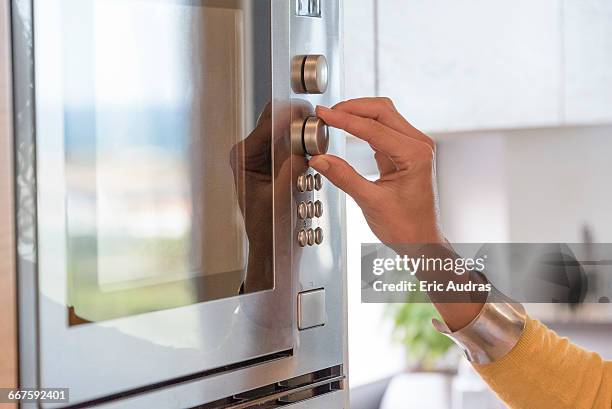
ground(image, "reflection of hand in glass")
xmin=230 ymin=103 xmax=293 ymax=293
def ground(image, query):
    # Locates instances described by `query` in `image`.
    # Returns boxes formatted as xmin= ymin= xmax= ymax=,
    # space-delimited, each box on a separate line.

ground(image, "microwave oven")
xmin=1 ymin=0 xmax=347 ymax=407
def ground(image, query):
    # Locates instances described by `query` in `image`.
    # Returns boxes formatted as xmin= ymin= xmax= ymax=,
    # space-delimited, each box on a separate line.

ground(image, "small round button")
xmin=306 ymin=174 xmax=314 ymax=191
xmin=306 ymin=201 xmax=315 ymax=218
xmin=314 ymin=173 xmax=323 ymax=191
xmin=306 ymin=229 xmax=315 ymax=246
xmin=297 ymin=230 xmax=308 ymax=247
xmin=314 ymin=200 xmax=323 ymax=218
xmin=297 ymin=202 xmax=308 ymax=219
xmin=314 ymin=228 xmax=324 ymax=245
xmin=302 ymin=117 xmax=329 ymax=156
xmin=297 ymin=175 xmax=307 ymax=192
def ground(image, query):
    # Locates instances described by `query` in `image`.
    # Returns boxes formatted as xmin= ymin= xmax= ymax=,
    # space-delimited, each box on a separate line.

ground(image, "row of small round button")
xmin=297 ymin=228 xmax=324 ymax=247
xmin=296 ymin=173 xmax=323 ymax=192
xmin=297 ymin=200 xmax=323 ymax=219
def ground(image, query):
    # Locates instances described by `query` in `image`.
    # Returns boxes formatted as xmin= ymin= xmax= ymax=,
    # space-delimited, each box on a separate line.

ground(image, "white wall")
xmin=437 ymin=125 xmax=612 ymax=244
xmin=346 ymin=195 xmax=407 ymax=388
xmin=345 ymin=0 xmax=612 ymax=133
xmin=435 ymin=125 xmax=612 ymax=358
xmin=436 ymin=134 xmax=510 ymax=243
xmin=344 ymin=1 xmax=408 ymax=388
xmin=378 ymin=0 xmax=562 ymax=132
xmin=563 ymin=0 xmax=612 ymax=124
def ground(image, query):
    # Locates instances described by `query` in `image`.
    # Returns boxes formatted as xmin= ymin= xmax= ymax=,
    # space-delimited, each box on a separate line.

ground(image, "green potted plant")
xmin=379 ymin=300 xmax=459 ymax=409
xmin=385 ymin=302 xmax=457 ymax=371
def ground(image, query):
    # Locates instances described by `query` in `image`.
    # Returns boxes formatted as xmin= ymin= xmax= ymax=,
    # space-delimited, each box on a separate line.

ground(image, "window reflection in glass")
xmin=61 ymin=0 xmax=272 ymax=324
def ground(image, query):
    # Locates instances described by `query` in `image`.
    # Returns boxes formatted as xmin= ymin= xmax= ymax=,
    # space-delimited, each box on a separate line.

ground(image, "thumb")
xmin=309 ymin=155 xmax=377 ymax=203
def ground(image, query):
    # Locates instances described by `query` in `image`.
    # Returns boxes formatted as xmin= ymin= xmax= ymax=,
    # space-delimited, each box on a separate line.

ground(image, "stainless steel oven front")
xmin=11 ymin=0 xmax=346 ymax=407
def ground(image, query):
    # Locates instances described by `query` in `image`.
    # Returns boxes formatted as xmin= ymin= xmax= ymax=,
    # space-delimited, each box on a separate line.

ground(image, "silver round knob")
xmin=306 ymin=174 xmax=314 ymax=191
xmin=314 ymin=227 xmax=324 ymax=245
xmin=297 ymin=202 xmax=308 ymax=219
xmin=314 ymin=173 xmax=323 ymax=191
xmin=314 ymin=200 xmax=323 ymax=218
xmin=303 ymin=55 xmax=328 ymax=94
xmin=297 ymin=230 xmax=308 ymax=247
xmin=296 ymin=175 xmax=307 ymax=192
xmin=291 ymin=55 xmax=329 ymax=94
xmin=306 ymin=229 xmax=315 ymax=246
xmin=303 ymin=117 xmax=329 ymax=156
xmin=306 ymin=201 xmax=315 ymax=218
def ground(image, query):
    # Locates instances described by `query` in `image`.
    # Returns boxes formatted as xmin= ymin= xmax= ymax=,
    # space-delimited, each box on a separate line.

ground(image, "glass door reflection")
xmin=63 ymin=0 xmax=272 ymax=324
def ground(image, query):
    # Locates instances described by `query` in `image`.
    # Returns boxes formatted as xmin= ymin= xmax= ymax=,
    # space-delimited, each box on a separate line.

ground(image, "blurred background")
xmin=342 ymin=1 xmax=612 ymax=408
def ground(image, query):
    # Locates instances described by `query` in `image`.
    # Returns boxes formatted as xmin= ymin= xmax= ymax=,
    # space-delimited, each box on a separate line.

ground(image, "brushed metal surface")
xmin=290 ymin=0 xmax=347 ymax=406
xmin=0 ymin=0 xmax=18 ymax=403
xmin=12 ymin=1 xmax=39 ymax=403
xmin=285 ymin=390 xmax=345 ymax=409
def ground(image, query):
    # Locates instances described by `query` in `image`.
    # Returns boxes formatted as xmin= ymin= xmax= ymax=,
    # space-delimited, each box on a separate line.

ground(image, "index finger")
xmin=316 ymin=105 xmax=426 ymax=160
xmin=332 ymin=98 xmax=434 ymax=149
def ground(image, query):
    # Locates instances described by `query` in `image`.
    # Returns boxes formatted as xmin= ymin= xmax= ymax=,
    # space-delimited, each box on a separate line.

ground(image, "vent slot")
xmin=194 ymin=365 xmax=344 ymax=409
xmin=61 ymin=350 xmax=293 ymax=409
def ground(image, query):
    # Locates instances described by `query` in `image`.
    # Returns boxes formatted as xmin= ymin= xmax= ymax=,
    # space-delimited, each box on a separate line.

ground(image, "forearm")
xmin=433 ymin=301 xmax=484 ymax=332
xmin=400 ymin=242 xmax=487 ymax=331
xmin=475 ymin=317 xmax=612 ymax=409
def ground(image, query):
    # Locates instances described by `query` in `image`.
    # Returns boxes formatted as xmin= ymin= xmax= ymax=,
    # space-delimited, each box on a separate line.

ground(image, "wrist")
xmin=432 ymin=288 xmax=527 ymax=365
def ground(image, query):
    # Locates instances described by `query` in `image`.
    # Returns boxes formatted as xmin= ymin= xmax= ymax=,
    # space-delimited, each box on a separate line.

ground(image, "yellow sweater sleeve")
xmin=474 ymin=318 xmax=612 ymax=409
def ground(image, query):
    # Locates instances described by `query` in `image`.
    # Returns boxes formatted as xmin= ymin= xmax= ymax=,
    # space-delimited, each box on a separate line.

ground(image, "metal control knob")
xmin=306 ymin=201 xmax=315 ymax=218
xmin=306 ymin=229 xmax=315 ymax=246
xmin=306 ymin=174 xmax=314 ymax=191
xmin=297 ymin=230 xmax=308 ymax=247
xmin=297 ymin=175 xmax=307 ymax=192
xmin=303 ymin=117 xmax=329 ymax=156
xmin=314 ymin=227 xmax=324 ymax=245
xmin=314 ymin=173 xmax=323 ymax=191
xmin=292 ymin=55 xmax=328 ymax=94
xmin=314 ymin=200 xmax=323 ymax=218
xmin=297 ymin=202 xmax=308 ymax=219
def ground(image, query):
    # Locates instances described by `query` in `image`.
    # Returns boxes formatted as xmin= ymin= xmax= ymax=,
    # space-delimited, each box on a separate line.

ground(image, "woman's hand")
xmin=312 ymin=97 xmax=487 ymax=330
xmin=310 ymin=97 xmax=444 ymax=246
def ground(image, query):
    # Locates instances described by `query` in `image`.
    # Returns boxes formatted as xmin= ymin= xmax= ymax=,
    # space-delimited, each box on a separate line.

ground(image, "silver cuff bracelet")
xmin=432 ymin=287 xmax=527 ymax=365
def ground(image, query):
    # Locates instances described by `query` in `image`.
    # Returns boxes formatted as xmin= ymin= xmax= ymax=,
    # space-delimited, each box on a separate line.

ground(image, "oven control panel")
xmin=290 ymin=4 xmax=343 ymax=374
xmin=295 ymin=170 xmax=325 ymax=247
xmin=296 ymin=168 xmax=325 ymax=247
xmin=291 ymin=50 xmax=333 ymax=247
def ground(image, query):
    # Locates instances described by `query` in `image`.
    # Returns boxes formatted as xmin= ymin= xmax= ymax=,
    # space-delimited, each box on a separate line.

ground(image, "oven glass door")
xmin=33 ymin=0 xmax=292 ymax=404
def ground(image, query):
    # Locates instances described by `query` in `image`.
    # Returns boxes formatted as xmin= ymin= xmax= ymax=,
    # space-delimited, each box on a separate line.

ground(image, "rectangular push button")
xmin=296 ymin=0 xmax=322 ymax=18
xmin=298 ymin=289 xmax=326 ymax=330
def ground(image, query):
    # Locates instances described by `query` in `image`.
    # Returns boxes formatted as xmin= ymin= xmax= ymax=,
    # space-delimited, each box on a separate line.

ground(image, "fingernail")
xmin=310 ymin=157 xmax=330 ymax=171
xmin=316 ymin=105 xmax=332 ymax=113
